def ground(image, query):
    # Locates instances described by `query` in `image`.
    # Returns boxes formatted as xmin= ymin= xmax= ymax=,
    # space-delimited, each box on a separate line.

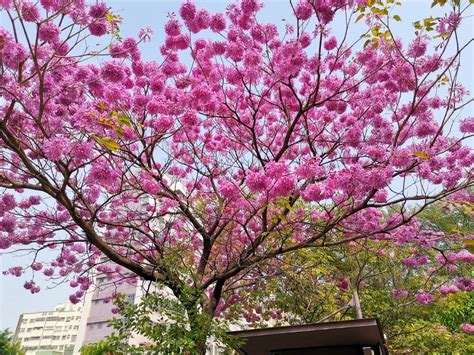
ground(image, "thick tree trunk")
xmin=180 ymin=295 xmax=213 ymax=355
xmin=352 ymin=289 xmax=364 ymax=320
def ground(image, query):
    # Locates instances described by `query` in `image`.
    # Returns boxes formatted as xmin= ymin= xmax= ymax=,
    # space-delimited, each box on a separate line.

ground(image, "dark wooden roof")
xmin=229 ymin=318 xmax=387 ymax=355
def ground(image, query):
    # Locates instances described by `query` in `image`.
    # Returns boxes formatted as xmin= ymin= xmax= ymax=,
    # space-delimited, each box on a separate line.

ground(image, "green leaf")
xmin=356 ymin=13 xmax=365 ymax=23
xmin=95 ymin=136 xmax=121 ymax=151
xmin=412 ymin=151 xmax=431 ymax=160
xmin=117 ymin=113 xmax=131 ymax=127
xmin=464 ymin=239 xmax=474 ymax=253
xmin=113 ymin=125 xmax=125 ymax=137
xmin=96 ymin=102 xmax=107 ymax=110
xmin=393 ymin=15 xmax=402 ymax=22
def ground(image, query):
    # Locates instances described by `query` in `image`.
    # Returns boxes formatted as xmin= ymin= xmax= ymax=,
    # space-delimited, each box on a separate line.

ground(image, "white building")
xmin=73 ymin=272 xmax=225 ymax=354
xmin=14 ymin=301 xmax=82 ymax=355
xmin=73 ymin=274 xmax=139 ymax=353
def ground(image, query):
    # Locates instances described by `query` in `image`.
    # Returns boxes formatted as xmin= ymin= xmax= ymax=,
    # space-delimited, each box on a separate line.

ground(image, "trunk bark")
xmin=181 ymin=297 xmax=212 ymax=355
xmin=352 ymin=289 xmax=363 ymax=319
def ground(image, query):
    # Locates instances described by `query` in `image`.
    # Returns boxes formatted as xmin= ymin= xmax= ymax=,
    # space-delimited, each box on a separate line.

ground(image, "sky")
xmin=1 ymin=0 xmax=473 ymax=331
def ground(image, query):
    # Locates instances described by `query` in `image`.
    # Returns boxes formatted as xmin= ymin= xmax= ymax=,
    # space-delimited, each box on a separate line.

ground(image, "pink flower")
xmin=265 ymin=162 xmax=289 ymax=179
xmin=21 ymin=2 xmax=40 ymax=22
xmin=138 ymin=27 xmax=153 ymax=42
xmin=219 ymin=180 xmax=240 ymax=200
xmin=109 ymin=43 xmax=127 ymax=58
xmin=29 ymin=196 xmax=41 ymax=205
xmin=460 ymin=323 xmax=474 ymax=335
xmin=25 ymin=281 xmax=41 ymax=294
xmin=89 ymin=3 xmax=108 ymax=19
xmin=241 ymin=0 xmax=260 ymax=14
xmin=392 ymin=289 xmax=409 ymax=298
xmin=32 ymin=263 xmax=43 ymax=271
xmin=295 ymin=160 xmax=321 ymax=179
xmin=101 ymin=61 xmax=126 ymax=83
xmin=460 ymin=117 xmax=474 ymax=133
xmin=439 ymin=285 xmax=458 ymax=295
xmin=165 ymin=19 xmax=181 ymax=36
xmin=88 ymin=160 xmax=120 ymax=187
xmin=40 ymin=0 xmax=59 ymax=12
xmin=324 ymin=36 xmax=337 ymax=51
xmin=0 ymin=213 xmax=16 ymax=233
xmin=152 ymin=116 xmax=174 ymax=132
xmin=295 ymin=1 xmax=312 ymax=20
xmin=210 ymin=13 xmax=226 ymax=32
xmin=150 ymin=74 xmax=165 ymax=92
xmin=301 ymin=183 xmax=322 ymax=202
xmin=300 ymin=32 xmax=311 ymax=48
xmin=408 ymin=37 xmax=428 ymax=58
xmin=245 ymin=171 xmax=269 ymax=193
xmin=455 ymin=277 xmax=474 ymax=292
xmin=195 ymin=9 xmax=210 ymax=30
xmin=71 ymin=142 xmax=94 ymax=164
xmin=271 ymin=176 xmax=296 ymax=198
xmin=39 ymin=22 xmax=60 ymax=43
xmin=336 ymin=277 xmax=350 ymax=291
xmin=43 ymin=268 xmax=54 ymax=277
xmin=415 ymin=291 xmax=434 ymax=305
xmin=140 ymin=173 xmax=161 ymax=195
xmin=374 ymin=190 xmax=388 ymax=203
xmin=4 ymin=267 xmax=23 ymax=277
xmin=43 ymin=137 xmax=69 ymax=161
xmin=179 ymin=1 xmax=196 ymax=22
xmin=0 ymin=0 xmax=12 ymax=10
xmin=1 ymin=194 xmax=16 ymax=211
xmin=455 ymin=250 xmax=474 ymax=263
xmin=88 ymin=21 xmax=107 ymax=37
xmin=2 ymin=42 xmax=27 ymax=69
xmin=146 ymin=100 xmax=161 ymax=115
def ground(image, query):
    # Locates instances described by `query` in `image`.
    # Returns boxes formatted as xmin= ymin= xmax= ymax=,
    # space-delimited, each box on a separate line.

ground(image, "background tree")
xmin=1 ymin=0 xmax=473 ymax=352
xmin=0 ymin=329 xmax=25 ymax=355
xmin=222 ymin=201 xmax=473 ymax=352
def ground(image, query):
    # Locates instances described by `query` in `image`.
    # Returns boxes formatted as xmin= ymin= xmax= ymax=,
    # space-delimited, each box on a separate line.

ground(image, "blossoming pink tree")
xmin=0 ymin=0 xmax=473 ymax=350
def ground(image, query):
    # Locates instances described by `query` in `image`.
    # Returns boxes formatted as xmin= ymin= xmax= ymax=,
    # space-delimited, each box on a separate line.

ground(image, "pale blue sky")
xmin=1 ymin=0 xmax=473 ymax=331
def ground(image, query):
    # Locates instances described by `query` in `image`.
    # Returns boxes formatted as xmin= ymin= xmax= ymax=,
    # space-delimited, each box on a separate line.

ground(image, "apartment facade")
xmin=73 ymin=275 xmax=139 ymax=353
xmin=14 ymin=301 xmax=82 ymax=355
xmin=73 ymin=274 xmax=225 ymax=354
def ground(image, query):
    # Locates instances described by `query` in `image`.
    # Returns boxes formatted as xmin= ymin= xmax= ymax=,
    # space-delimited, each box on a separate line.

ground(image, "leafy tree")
xmin=0 ymin=329 xmax=24 ymax=355
xmin=81 ymin=293 xmax=240 ymax=354
xmin=227 ymin=202 xmax=474 ymax=352
xmin=0 ymin=0 xmax=473 ymax=352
